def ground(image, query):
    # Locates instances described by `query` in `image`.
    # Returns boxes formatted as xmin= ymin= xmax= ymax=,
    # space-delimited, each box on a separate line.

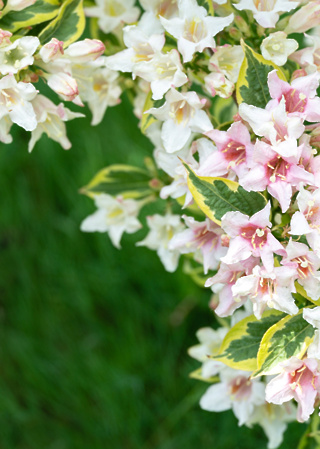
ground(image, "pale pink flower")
xmin=220 ymin=202 xmax=284 ymax=272
xmin=267 ymin=70 xmax=320 ymax=122
xmin=232 ymin=265 xmax=298 ymax=319
xmin=204 ymin=71 xmax=234 ymax=99
xmin=200 ymin=368 xmax=266 ymax=426
xmin=205 ymin=258 xmax=259 ymax=317
xmin=64 ymin=39 xmax=105 ymax=63
xmin=281 ymin=239 xmax=320 ymax=301
xmin=169 ymin=215 xmax=226 ymax=273
xmin=265 ymin=357 xmax=320 ymax=423
xmin=285 ymin=0 xmax=320 ymax=34
xmin=39 ymin=38 xmax=64 ymax=63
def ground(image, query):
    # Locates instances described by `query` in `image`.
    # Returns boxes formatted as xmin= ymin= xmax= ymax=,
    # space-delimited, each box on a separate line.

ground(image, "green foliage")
xmin=213 ymin=310 xmax=285 ymax=371
xmin=39 ymin=0 xmax=85 ymax=47
xmin=140 ymin=91 xmax=164 ymax=135
xmin=197 ymin=0 xmax=214 ymax=15
xmin=253 ymin=310 xmax=315 ymax=377
xmin=0 ymin=0 xmax=61 ymax=32
xmin=236 ymin=40 xmax=286 ymax=108
xmin=80 ymin=164 xmax=155 ymax=199
xmin=183 ymin=163 xmax=267 ymax=225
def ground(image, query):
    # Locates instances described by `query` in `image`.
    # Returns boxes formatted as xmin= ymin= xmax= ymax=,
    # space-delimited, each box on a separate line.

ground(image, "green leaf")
xmin=213 ymin=310 xmax=285 ymax=372
xmin=81 ymin=164 xmax=154 ymax=200
xmin=183 ymin=163 xmax=267 ymax=225
xmin=236 ymin=40 xmax=286 ymax=108
xmin=253 ymin=309 xmax=315 ymax=377
xmin=298 ymin=414 xmax=320 ymax=449
xmin=189 ymin=368 xmax=219 ymax=383
xmin=39 ymin=0 xmax=85 ymax=48
xmin=0 ymin=0 xmax=60 ymax=32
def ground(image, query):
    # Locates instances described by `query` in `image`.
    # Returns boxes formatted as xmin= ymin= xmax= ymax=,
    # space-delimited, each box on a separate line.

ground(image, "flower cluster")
xmin=12 ymin=0 xmax=320 ymax=448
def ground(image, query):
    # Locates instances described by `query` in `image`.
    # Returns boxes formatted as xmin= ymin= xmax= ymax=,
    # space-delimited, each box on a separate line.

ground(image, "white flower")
xmin=28 ymin=95 xmax=84 ymax=152
xmin=261 ymin=32 xmax=298 ymax=66
xmin=72 ymin=57 xmax=122 ymax=125
xmin=39 ymin=38 xmax=64 ymax=63
xmin=137 ymin=213 xmax=184 ymax=272
xmin=160 ymin=0 xmax=233 ymax=62
xmin=234 ymin=0 xmax=299 ymax=28
xmin=85 ymin=0 xmax=140 ymax=34
xmin=147 ymin=88 xmax=213 ymax=152
xmin=0 ymin=74 xmax=37 ymax=131
xmin=209 ymin=45 xmax=244 ymax=84
xmin=0 ymin=35 xmax=39 ymax=74
xmin=64 ymin=39 xmax=105 ymax=63
xmin=81 ymin=194 xmax=142 ymax=249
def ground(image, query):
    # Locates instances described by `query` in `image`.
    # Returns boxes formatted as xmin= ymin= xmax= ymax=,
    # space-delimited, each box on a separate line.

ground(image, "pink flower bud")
xmin=0 ymin=30 xmax=12 ymax=47
xmin=46 ymin=72 xmax=79 ymax=102
xmin=221 ymin=234 xmax=230 ymax=247
xmin=39 ymin=38 xmax=64 ymax=63
xmin=291 ymin=69 xmax=308 ymax=82
xmin=204 ymin=72 xmax=234 ymax=99
xmin=64 ymin=39 xmax=105 ymax=63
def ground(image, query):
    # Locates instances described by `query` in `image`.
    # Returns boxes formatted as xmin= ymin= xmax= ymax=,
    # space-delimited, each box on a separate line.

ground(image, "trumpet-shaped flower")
xmin=267 ymin=70 xmax=320 ymax=122
xmin=147 ymin=88 xmax=212 ymax=152
xmin=209 ymin=45 xmax=244 ymax=84
xmin=285 ymin=0 xmax=320 ymax=34
xmin=137 ymin=213 xmax=184 ymax=272
xmin=81 ymin=194 xmax=142 ymax=249
xmin=261 ymin=32 xmax=298 ymax=66
xmin=220 ymin=202 xmax=284 ymax=272
xmin=160 ymin=0 xmax=233 ymax=62
xmin=0 ymin=35 xmax=39 ymax=74
xmin=0 ymin=74 xmax=37 ymax=131
xmin=232 ymin=265 xmax=298 ymax=319
xmin=265 ymin=357 xmax=320 ymax=422
xmin=281 ymin=239 xmax=320 ymax=301
xmin=85 ymin=0 xmax=140 ymax=34
xmin=234 ymin=0 xmax=299 ymax=28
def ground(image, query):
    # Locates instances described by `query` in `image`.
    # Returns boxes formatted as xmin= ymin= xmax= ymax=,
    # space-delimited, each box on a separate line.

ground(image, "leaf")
xmin=236 ymin=40 xmax=286 ymax=108
xmin=213 ymin=310 xmax=285 ymax=372
xmin=39 ymin=0 xmax=85 ymax=48
xmin=183 ymin=163 xmax=267 ymax=225
xmin=210 ymin=96 xmax=237 ymax=127
xmin=0 ymin=0 xmax=60 ymax=32
xmin=295 ymin=282 xmax=320 ymax=307
xmin=298 ymin=414 xmax=320 ymax=449
xmin=253 ymin=309 xmax=315 ymax=377
xmin=80 ymin=164 xmax=154 ymax=199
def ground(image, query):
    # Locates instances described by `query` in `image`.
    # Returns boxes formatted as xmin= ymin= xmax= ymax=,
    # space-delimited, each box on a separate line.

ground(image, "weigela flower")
xmin=267 ymin=70 xmax=320 ymax=122
xmin=0 ymin=74 xmax=37 ymax=131
xmin=147 ymin=88 xmax=212 ymax=152
xmin=200 ymin=368 xmax=266 ymax=426
xmin=261 ymin=32 xmax=298 ymax=66
xmin=234 ymin=0 xmax=299 ymax=28
xmin=0 ymin=35 xmax=39 ymax=74
xmin=265 ymin=357 xmax=320 ymax=422
xmin=64 ymin=39 xmax=106 ymax=63
xmin=169 ymin=215 xmax=227 ymax=273
xmin=39 ymin=38 xmax=64 ymax=63
xmin=231 ymin=264 xmax=298 ymax=319
xmin=204 ymin=71 xmax=234 ymax=99
xmin=85 ymin=0 xmax=140 ymax=34
xmin=285 ymin=0 xmax=320 ymax=34
xmin=220 ymin=202 xmax=284 ymax=272
xmin=159 ymin=0 xmax=233 ymax=62
xmin=281 ymin=239 xmax=320 ymax=301
xmin=46 ymin=72 xmax=81 ymax=104
xmin=205 ymin=257 xmax=259 ymax=317
xmin=139 ymin=0 xmax=179 ymax=19
xmin=209 ymin=45 xmax=244 ymax=84
xmin=28 ymin=95 xmax=84 ymax=152
xmin=204 ymin=121 xmax=254 ymax=178
xmin=290 ymin=188 xmax=320 ymax=255
xmin=81 ymin=194 xmax=142 ymax=249
xmin=137 ymin=213 xmax=184 ymax=272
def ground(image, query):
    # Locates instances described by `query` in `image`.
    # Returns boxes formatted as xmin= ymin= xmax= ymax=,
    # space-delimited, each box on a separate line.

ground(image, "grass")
xmin=0 ymin=96 xmax=304 ymax=448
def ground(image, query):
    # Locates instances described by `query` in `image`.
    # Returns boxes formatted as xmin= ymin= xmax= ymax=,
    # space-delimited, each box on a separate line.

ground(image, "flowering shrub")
xmin=6 ymin=0 xmax=320 ymax=447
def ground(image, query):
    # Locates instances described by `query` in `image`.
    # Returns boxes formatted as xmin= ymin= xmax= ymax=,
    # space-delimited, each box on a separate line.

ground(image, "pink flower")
xmin=267 ymin=70 xmax=320 ymax=122
xmin=220 ymin=202 xmax=284 ymax=272
xmin=265 ymin=357 xmax=320 ymax=423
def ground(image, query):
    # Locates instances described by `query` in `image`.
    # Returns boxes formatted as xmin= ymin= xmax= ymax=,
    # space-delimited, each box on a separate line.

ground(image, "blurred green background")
xmin=0 ymin=96 xmax=304 ymax=448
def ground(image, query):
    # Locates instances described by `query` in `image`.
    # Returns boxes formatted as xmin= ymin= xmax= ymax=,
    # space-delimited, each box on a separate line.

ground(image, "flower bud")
xmin=0 ymin=30 xmax=12 ymax=47
xmin=234 ymin=15 xmax=251 ymax=36
xmin=39 ymin=38 xmax=64 ymax=63
xmin=64 ymin=39 xmax=105 ymax=63
xmin=46 ymin=72 xmax=79 ymax=102
xmin=204 ymin=72 xmax=234 ymax=99
xmin=291 ymin=69 xmax=308 ymax=82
